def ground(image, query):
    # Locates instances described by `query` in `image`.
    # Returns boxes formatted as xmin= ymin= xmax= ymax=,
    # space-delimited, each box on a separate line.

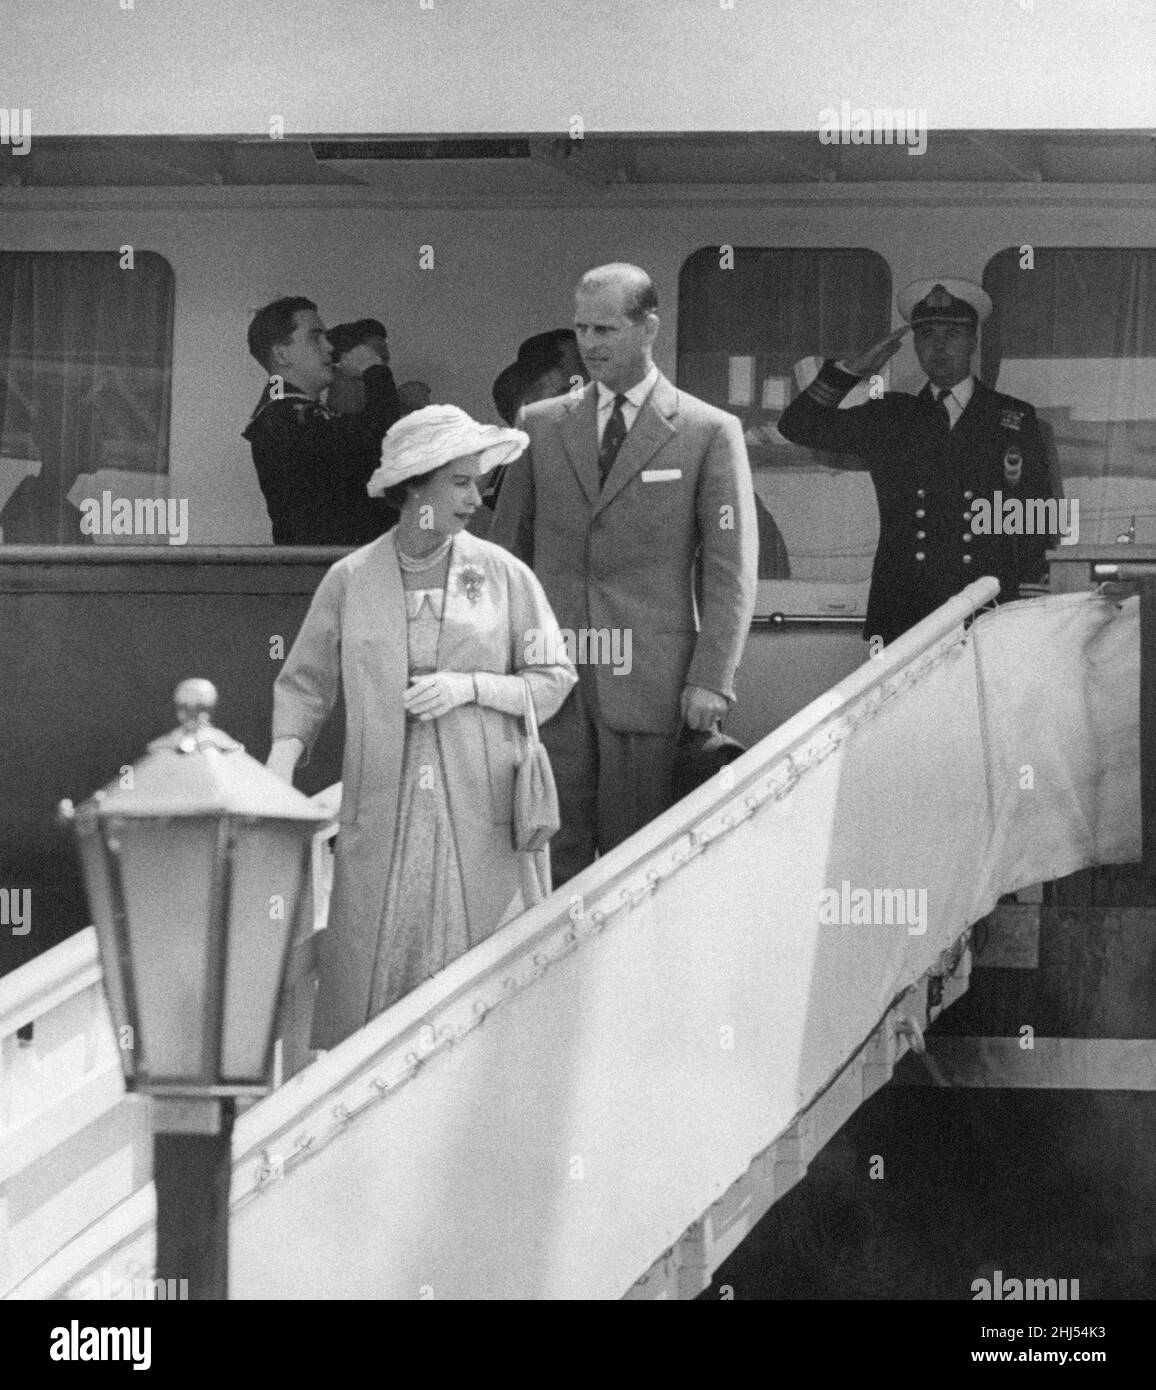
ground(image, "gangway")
xmin=0 ymin=576 xmax=1141 ymax=1299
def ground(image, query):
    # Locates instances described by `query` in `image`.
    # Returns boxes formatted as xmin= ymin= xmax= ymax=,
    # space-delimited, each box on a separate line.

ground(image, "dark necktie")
xmin=934 ymin=387 xmax=953 ymax=431
xmin=598 ymin=394 xmax=628 ymax=484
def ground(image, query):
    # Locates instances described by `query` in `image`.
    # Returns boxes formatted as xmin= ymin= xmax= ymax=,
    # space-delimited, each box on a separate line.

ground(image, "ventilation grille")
xmin=312 ymin=139 xmax=532 ymax=161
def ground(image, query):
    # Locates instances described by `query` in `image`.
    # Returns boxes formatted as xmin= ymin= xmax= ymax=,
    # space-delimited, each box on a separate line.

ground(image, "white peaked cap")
xmin=897 ymin=278 xmax=993 ymax=326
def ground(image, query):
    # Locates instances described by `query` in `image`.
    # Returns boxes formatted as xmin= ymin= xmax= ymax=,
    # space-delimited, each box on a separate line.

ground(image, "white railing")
xmin=0 ymin=928 xmax=147 ymax=1297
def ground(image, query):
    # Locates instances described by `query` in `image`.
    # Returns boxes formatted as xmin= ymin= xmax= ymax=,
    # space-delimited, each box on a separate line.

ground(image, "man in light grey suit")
xmin=491 ymin=263 xmax=757 ymax=884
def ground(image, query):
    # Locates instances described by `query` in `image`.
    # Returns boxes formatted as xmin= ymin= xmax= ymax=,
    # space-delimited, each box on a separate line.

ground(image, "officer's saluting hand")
xmin=841 ymin=324 xmax=909 ymax=378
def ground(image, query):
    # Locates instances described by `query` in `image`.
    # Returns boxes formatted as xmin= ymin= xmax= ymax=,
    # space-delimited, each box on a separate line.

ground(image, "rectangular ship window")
xmin=676 ymin=247 xmax=892 ymax=619
xmin=982 ymin=246 xmax=1156 ymax=546
xmin=0 ymin=251 xmax=175 ymax=546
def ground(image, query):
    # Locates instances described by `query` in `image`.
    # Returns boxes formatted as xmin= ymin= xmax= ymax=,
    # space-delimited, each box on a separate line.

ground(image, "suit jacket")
xmin=272 ymin=529 xmax=577 ymax=1047
xmin=777 ymin=361 xmax=1053 ymax=645
xmin=489 ymin=374 xmax=757 ymax=735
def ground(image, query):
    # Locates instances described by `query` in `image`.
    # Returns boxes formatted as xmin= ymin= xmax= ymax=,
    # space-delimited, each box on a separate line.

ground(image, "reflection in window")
xmin=982 ymin=247 xmax=1156 ymax=545
xmin=0 ymin=252 xmax=174 ymax=545
xmin=677 ymin=247 xmax=891 ymax=591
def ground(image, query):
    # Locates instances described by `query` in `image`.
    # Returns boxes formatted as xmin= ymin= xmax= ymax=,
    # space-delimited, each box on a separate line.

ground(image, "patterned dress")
xmin=367 ymin=581 xmax=472 ymax=1012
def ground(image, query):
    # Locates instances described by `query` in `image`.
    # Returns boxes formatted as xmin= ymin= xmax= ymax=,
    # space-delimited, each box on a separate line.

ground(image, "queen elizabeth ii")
xmin=268 ymin=405 xmax=577 ymax=1049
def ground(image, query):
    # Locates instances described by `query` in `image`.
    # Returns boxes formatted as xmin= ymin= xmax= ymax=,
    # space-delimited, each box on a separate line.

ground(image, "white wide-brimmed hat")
xmin=367 ymin=404 xmax=529 ymax=496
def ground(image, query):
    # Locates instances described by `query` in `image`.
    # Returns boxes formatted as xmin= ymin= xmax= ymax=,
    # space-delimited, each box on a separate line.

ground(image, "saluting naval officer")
xmin=243 ymin=296 xmax=401 ymax=545
xmin=491 ymin=263 xmax=757 ymax=885
xmin=777 ymin=278 xmax=1054 ymax=646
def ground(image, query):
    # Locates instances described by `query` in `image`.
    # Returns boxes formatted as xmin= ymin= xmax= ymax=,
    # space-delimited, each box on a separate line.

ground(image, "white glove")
xmin=473 ymin=671 xmax=532 ymax=716
xmin=404 ymin=671 xmax=476 ymax=721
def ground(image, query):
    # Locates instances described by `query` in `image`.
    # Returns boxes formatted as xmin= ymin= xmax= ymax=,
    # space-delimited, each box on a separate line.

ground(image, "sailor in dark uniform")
xmin=243 ymin=296 xmax=401 ymax=545
xmin=777 ymin=278 xmax=1054 ymax=646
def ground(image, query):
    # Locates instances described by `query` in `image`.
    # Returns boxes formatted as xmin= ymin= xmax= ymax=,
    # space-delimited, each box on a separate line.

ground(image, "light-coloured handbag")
xmin=513 ymin=679 xmax=561 ymax=854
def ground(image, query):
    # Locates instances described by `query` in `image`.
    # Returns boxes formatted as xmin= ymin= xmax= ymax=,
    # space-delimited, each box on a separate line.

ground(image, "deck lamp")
xmin=60 ymin=678 xmax=329 ymax=1299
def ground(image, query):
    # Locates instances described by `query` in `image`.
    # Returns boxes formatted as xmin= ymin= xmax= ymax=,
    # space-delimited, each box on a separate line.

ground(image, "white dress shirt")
xmin=933 ymin=374 xmax=974 ymax=431
xmin=596 ymin=363 xmax=659 ymax=443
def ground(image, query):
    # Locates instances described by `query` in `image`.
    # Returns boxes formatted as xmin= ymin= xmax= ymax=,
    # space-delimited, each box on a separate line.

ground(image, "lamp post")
xmin=60 ymin=678 xmax=330 ymax=1299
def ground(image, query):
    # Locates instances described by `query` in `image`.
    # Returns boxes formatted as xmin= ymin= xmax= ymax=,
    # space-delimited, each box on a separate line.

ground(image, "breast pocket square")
xmin=641 ymin=469 xmax=682 ymax=482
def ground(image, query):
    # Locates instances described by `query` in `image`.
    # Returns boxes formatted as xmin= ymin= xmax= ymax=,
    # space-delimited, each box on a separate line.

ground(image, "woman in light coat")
xmin=268 ymin=406 xmax=577 ymax=1049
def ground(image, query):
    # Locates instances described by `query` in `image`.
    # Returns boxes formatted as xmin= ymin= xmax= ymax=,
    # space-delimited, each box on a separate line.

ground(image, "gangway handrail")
xmin=237 ymin=580 xmax=1001 ymax=1142
xmin=0 ymin=924 xmax=102 ymax=1044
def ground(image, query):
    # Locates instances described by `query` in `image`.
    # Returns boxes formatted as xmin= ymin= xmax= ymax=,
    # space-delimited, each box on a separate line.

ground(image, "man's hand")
xmin=404 ymin=671 xmax=475 ymax=721
xmin=841 ymin=325 xmax=909 ymax=378
xmin=335 ymin=343 xmax=385 ymax=378
xmin=681 ymin=684 xmax=728 ymax=732
xmin=363 ymin=334 xmax=391 ymax=368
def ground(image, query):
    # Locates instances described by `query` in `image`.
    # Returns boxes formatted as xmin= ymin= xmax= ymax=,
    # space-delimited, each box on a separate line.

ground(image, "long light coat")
xmin=273 ymin=529 xmax=577 ymax=1048
xmin=490 ymin=373 xmax=758 ymax=734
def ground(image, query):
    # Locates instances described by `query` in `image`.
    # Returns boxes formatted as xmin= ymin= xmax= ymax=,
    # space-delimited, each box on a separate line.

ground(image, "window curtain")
xmin=982 ymin=248 xmax=1156 ymax=545
xmin=677 ymin=247 xmax=891 ymax=584
xmin=0 ymin=252 xmax=174 ymax=545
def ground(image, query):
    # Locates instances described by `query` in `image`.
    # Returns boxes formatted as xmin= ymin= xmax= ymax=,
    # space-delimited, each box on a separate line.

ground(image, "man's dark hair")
xmin=327 ymin=318 xmax=388 ymax=361
xmin=492 ymin=328 xmax=582 ymax=424
xmin=247 ymin=296 xmax=318 ymax=370
xmin=492 ymin=363 xmax=527 ymax=426
xmin=516 ymin=328 xmax=577 ymax=364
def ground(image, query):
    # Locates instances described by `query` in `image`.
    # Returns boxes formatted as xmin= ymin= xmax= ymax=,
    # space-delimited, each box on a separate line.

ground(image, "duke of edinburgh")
xmin=777 ymin=277 xmax=1055 ymax=646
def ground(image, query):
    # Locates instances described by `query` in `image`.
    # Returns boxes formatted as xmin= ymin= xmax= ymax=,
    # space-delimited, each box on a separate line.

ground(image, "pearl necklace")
xmin=396 ymin=535 xmax=452 ymax=572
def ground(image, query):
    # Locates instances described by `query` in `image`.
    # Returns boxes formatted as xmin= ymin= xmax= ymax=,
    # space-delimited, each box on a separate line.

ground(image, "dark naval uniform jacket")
xmin=777 ymin=361 xmax=1053 ymax=644
xmin=243 ymin=364 xmax=401 ymax=544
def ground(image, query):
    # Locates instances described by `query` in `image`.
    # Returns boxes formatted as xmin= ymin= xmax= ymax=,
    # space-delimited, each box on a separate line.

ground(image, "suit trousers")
xmin=542 ymin=666 xmax=678 ymax=885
